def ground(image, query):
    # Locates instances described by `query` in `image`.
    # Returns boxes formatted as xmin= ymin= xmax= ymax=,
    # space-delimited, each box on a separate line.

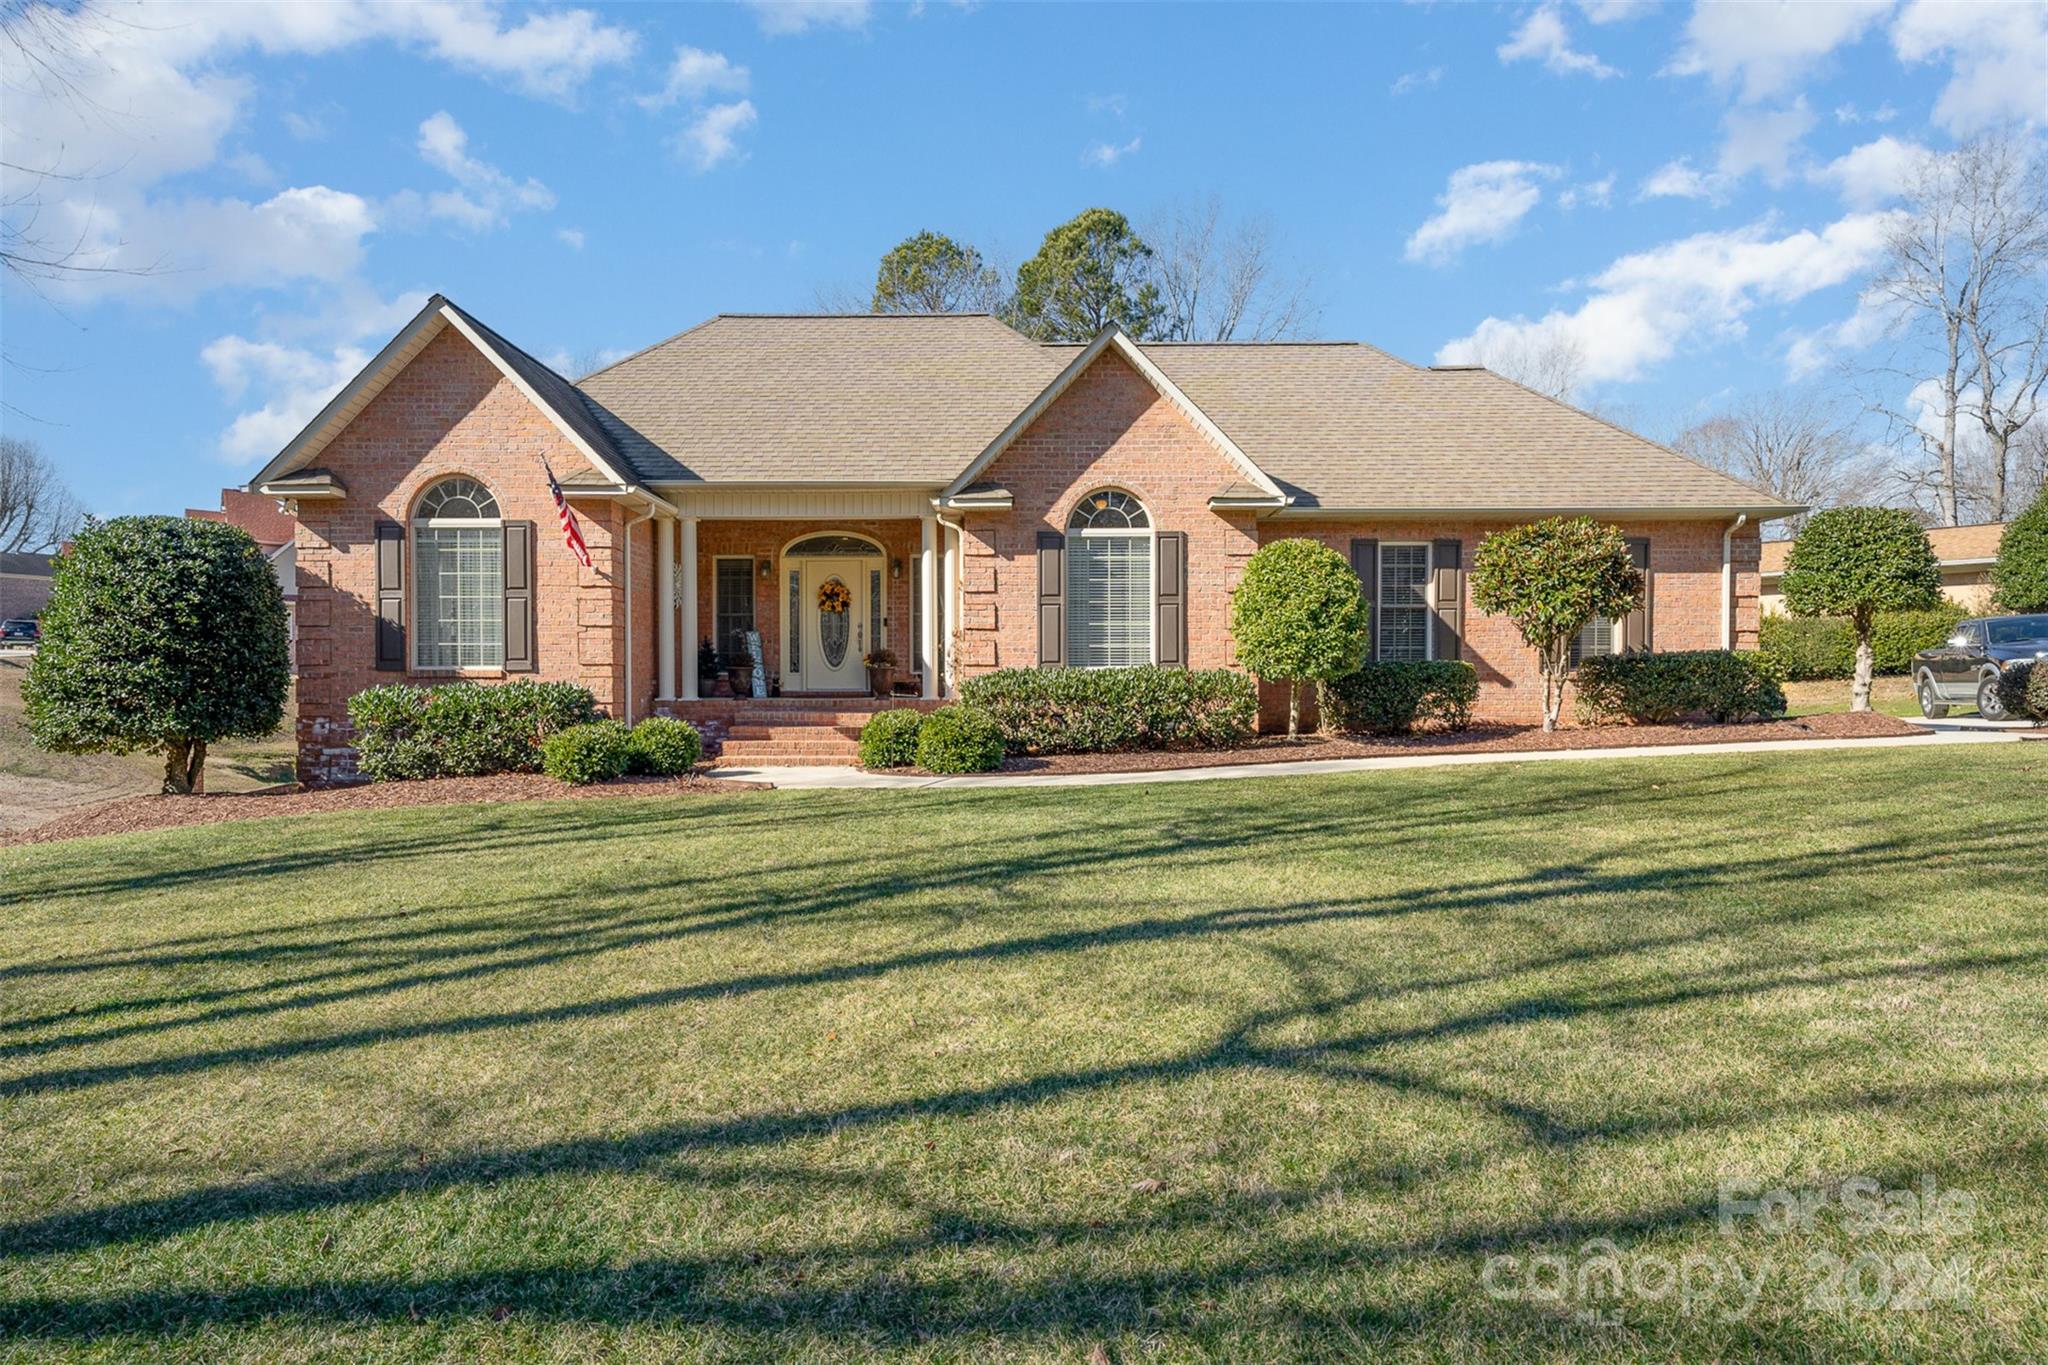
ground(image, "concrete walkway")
xmin=716 ymin=727 xmax=2026 ymax=791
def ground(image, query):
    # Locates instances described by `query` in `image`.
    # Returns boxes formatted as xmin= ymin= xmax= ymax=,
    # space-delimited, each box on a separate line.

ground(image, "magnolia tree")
xmin=1781 ymin=507 xmax=1941 ymax=712
xmin=1229 ymin=537 xmax=1368 ymax=738
xmin=1470 ymin=517 xmax=1644 ymax=732
xmin=25 ymin=517 xmax=289 ymax=793
xmin=1992 ymin=488 xmax=2048 ymax=612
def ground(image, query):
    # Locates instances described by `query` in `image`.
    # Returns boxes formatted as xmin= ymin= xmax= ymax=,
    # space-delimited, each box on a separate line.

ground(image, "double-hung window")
xmin=412 ymin=477 xmax=503 ymax=669
xmin=1066 ymin=490 xmax=1152 ymax=668
xmin=1378 ymin=543 xmax=1432 ymax=661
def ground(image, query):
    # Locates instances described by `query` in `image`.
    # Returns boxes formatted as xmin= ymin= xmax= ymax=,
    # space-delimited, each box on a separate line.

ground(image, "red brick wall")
xmin=958 ymin=350 xmax=1258 ymax=674
xmin=1261 ymin=518 xmax=1762 ymax=726
xmin=291 ymin=328 xmax=652 ymax=784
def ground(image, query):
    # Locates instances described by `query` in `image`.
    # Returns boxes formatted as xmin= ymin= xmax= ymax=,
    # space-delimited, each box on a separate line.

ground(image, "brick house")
xmin=249 ymin=297 xmax=1794 ymax=783
xmin=186 ymin=488 xmax=299 ymax=653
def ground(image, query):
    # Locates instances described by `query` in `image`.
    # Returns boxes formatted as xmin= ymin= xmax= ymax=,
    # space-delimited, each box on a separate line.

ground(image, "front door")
xmin=797 ymin=556 xmax=869 ymax=691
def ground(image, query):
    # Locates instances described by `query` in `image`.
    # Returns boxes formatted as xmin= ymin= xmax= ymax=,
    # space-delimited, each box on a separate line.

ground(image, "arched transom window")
xmin=1066 ymin=489 xmax=1152 ymax=668
xmin=412 ymin=477 xmax=504 ymax=668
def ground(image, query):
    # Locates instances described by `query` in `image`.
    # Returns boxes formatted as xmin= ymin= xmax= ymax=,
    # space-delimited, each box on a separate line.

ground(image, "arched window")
xmin=412 ymin=477 xmax=504 ymax=668
xmin=1066 ymin=489 xmax=1152 ymax=668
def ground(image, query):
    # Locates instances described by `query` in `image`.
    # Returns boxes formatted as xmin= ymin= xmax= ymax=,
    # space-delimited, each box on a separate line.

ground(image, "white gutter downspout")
xmin=1721 ymin=514 xmax=1748 ymax=650
xmin=935 ymin=506 xmax=966 ymax=696
xmin=621 ymin=503 xmax=657 ymax=725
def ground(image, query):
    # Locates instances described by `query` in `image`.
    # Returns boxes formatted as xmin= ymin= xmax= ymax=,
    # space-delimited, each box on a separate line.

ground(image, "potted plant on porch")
xmin=725 ymin=642 xmax=754 ymax=696
xmin=697 ymin=639 xmax=722 ymax=698
xmin=863 ymin=648 xmax=898 ymax=698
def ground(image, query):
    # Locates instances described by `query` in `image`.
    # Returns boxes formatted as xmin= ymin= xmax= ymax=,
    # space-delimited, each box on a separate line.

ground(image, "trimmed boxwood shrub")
xmin=541 ymin=720 xmax=634 ymax=785
xmin=347 ymin=680 xmax=599 ymax=782
xmin=1759 ymin=604 xmax=1968 ymax=680
xmin=1992 ymin=488 xmax=2048 ymax=612
xmin=1574 ymin=650 xmax=1787 ymax=725
xmin=858 ymin=708 xmax=926 ymax=769
xmin=1994 ymin=659 xmax=2048 ymax=722
xmin=626 ymin=717 xmax=703 ymax=775
xmin=1322 ymin=661 xmax=1478 ymax=736
xmin=956 ymin=666 xmax=1257 ymax=754
xmin=913 ymin=706 xmax=1005 ymax=774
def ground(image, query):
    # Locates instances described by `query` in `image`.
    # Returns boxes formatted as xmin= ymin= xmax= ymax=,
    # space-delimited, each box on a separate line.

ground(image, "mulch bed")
xmin=3 ymin=772 xmax=765 ymax=847
xmin=978 ymin=710 xmax=1929 ymax=776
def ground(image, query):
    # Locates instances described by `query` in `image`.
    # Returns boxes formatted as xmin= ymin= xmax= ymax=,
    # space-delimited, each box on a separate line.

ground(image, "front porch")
xmin=653 ymin=507 xmax=961 ymax=707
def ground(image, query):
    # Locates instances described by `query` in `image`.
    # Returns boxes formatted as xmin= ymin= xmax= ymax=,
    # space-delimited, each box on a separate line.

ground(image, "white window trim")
xmin=408 ymin=509 xmax=505 ymax=674
xmin=1378 ymin=541 xmax=1433 ymax=663
xmin=1066 ymin=489 xmax=1156 ymax=668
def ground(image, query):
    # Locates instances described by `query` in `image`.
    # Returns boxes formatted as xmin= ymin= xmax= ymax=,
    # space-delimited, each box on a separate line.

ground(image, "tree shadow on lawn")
xmin=3 ymin=808 xmax=2030 ymax=1089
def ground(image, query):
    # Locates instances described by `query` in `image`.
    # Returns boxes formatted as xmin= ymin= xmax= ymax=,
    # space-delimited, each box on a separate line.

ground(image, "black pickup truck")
xmin=1913 ymin=613 xmax=2048 ymax=719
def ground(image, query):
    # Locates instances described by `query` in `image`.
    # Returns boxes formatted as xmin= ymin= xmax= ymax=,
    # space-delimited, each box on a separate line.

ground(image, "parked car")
xmin=0 ymin=618 xmax=39 ymax=646
xmin=1913 ymin=613 xmax=2048 ymax=719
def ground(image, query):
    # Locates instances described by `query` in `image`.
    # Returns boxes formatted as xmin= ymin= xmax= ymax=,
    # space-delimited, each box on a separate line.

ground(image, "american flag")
xmin=543 ymin=460 xmax=593 ymax=568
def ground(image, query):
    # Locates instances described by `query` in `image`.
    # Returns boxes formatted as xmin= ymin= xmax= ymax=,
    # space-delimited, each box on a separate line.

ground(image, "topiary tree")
xmin=1229 ymin=537 xmax=1369 ymax=738
xmin=1469 ymin=516 xmax=1644 ymax=732
xmin=1781 ymin=506 xmax=1941 ymax=712
xmin=1992 ymin=488 xmax=2048 ymax=612
xmin=24 ymin=516 xmax=289 ymax=793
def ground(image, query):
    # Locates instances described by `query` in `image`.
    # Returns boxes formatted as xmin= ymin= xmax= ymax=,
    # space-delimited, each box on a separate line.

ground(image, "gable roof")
xmin=247 ymin=295 xmax=640 ymax=494
xmin=941 ymin=325 xmax=1285 ymax=504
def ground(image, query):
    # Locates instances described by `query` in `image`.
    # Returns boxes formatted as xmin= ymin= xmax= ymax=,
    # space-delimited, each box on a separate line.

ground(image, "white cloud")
xmin=1807 ymin=135 xmax=1928 ymax=208
xmin=1892 ymin=0 xmax=2048 ymax=134
xmin=1785 ymin=288 xmax=1900 ymax=378
xmin=1637 ymin=157 xmax=1719 ymax=201
xmin=1667 ymin=0 xmax=1891 ymax=102
xmin=557 ymin=227 xmax=587 ymax=251
xmin=1437 ymin=210 xmax=1901 ymax=385
xmin=1575 ymin=0 xmax=1651 ymax=21
xmin=1405 ymin=160 xmax=1562 ymax=265
xmin=678 ymin=101 xmax=758 ymax=172
xmin=1557 ymin=173 xmax=1616 ymax=210
xmin=415 ymin=110 xmax=555 ymax=230
xmin=1716 ymin=99 xmax=1816 ymax=186
xmin=1082 ymin=136 xmax=1143 ymax=168
xmin=200 ymin=287 xmax=431 ymax=463
xmin=638 ymin=45 xmax=750 ymax=110
xmin=744 ymin=0 xmax=872 ymax=36
xmin=1390 ymin=66 xmax=1444 ymax=96
xmin=282 ymin=110 xmax=329 ymax=141
xmin=0 ymin=2 xmax=628 ymax=302
xmin=1833 ymin=101 xmax=1898 ymax=125
xmin=1498 ymin=5 xmax=1618 ymax=79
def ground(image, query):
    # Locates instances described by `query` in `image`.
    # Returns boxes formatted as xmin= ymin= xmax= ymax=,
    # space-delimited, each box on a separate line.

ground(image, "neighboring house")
xmin=1 ymin=551 xmax=55 ymax=622
xmin=1759 ymin=521 xmax=2006 ymax=616
xmin=250 ymin=296 xmax=1792 ymax=783
xmin=187 ymin=488 xmax=299 ymax=651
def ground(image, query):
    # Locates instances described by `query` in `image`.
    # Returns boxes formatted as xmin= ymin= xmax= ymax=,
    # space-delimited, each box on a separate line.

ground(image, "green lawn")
xmin=3 ymin=747 xmax=2045 ymax=1361
xmin=1781 ymin=676 xmax=1926 ymax=719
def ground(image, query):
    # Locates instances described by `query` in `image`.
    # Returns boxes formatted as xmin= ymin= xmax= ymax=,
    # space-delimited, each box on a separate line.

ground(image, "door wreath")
xmin=817 ymin=580 xmax=852 ymax=614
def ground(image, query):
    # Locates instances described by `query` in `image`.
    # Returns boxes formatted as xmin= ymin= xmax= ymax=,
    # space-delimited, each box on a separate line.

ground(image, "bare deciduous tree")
xmin=1146 ymin=196 xmax=1317 ymax=341
xmin=0 ymin=434 xmax=85 ymax=552
xmin=1673 ymin=392 xmax=1879 ymax=534
xmin=1870 ymin=130 xmax=2048 ymax=525
xmin=1462 ymin=328 xmax=1586 ymax=402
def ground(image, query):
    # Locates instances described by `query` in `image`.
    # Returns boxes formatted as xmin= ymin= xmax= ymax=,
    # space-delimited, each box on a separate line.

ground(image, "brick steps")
xmin=671 ymin=695 xmax=941 ymax=767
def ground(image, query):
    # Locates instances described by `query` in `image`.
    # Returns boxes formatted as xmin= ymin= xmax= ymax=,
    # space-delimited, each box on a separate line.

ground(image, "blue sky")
xmin=3 ymin=0 xmax=2041 ymax=518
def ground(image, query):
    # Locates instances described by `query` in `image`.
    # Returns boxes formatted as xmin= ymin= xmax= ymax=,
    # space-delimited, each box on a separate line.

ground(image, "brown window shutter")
xmin=374 ymin=521 xmax=405 ymax=671
xmin=1036 ymin=530 xmax=1065 ymax=668
xmin=502 ymin=521 xmax=536 ymax=672
xmin=1154 ymin=531 xmax=1187 ymax=668
xmin=1350 ymin=537 xmax=1379 ymax=661
xmin=1623 ymin=536 xmax=1652 ymax=652
xmin=1431 ymin=537 xmax=1464 ymax=661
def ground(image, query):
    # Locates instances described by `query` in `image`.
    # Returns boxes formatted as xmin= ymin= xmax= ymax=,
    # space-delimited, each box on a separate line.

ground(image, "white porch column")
xmin=920 ymin=512 xmax=938 ymax=700
xmin=679 ymin=515 xmax=700 ymax=701
xmin=656 ymin=516 xmax=677 ymax=701
xmin=941 ymin=520 xmax=958 ymax=696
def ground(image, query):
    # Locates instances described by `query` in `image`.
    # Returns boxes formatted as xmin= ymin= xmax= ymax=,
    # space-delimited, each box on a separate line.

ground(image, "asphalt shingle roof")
xmin=569 ymin=313 xmax=1787 ymax=512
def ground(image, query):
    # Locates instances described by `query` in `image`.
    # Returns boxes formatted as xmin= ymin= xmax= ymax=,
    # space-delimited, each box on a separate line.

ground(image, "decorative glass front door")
xmin=795 ymin=555 xmax=871 ymax=691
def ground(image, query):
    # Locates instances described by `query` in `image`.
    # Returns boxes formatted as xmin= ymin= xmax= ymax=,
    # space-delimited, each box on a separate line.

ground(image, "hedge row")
xmin=347 ymin=681 xmax=598 ymax=782
xmin=1321 ymin=661 xmax=1477 ymax=736
xmin=957 ymin=666 xmax=1257 ymax=754
xmin=1574 ymin=650 xmax=1787 ymax=725
xmin=1757 ymin=604 xmax=1969 ymax=680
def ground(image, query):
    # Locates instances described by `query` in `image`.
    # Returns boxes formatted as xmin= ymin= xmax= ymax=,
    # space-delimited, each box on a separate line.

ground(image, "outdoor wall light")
xmin=891 ymin=557 xmax=904 ymax=580
xmin=757 ymin=559 xmax=771 ymax=580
